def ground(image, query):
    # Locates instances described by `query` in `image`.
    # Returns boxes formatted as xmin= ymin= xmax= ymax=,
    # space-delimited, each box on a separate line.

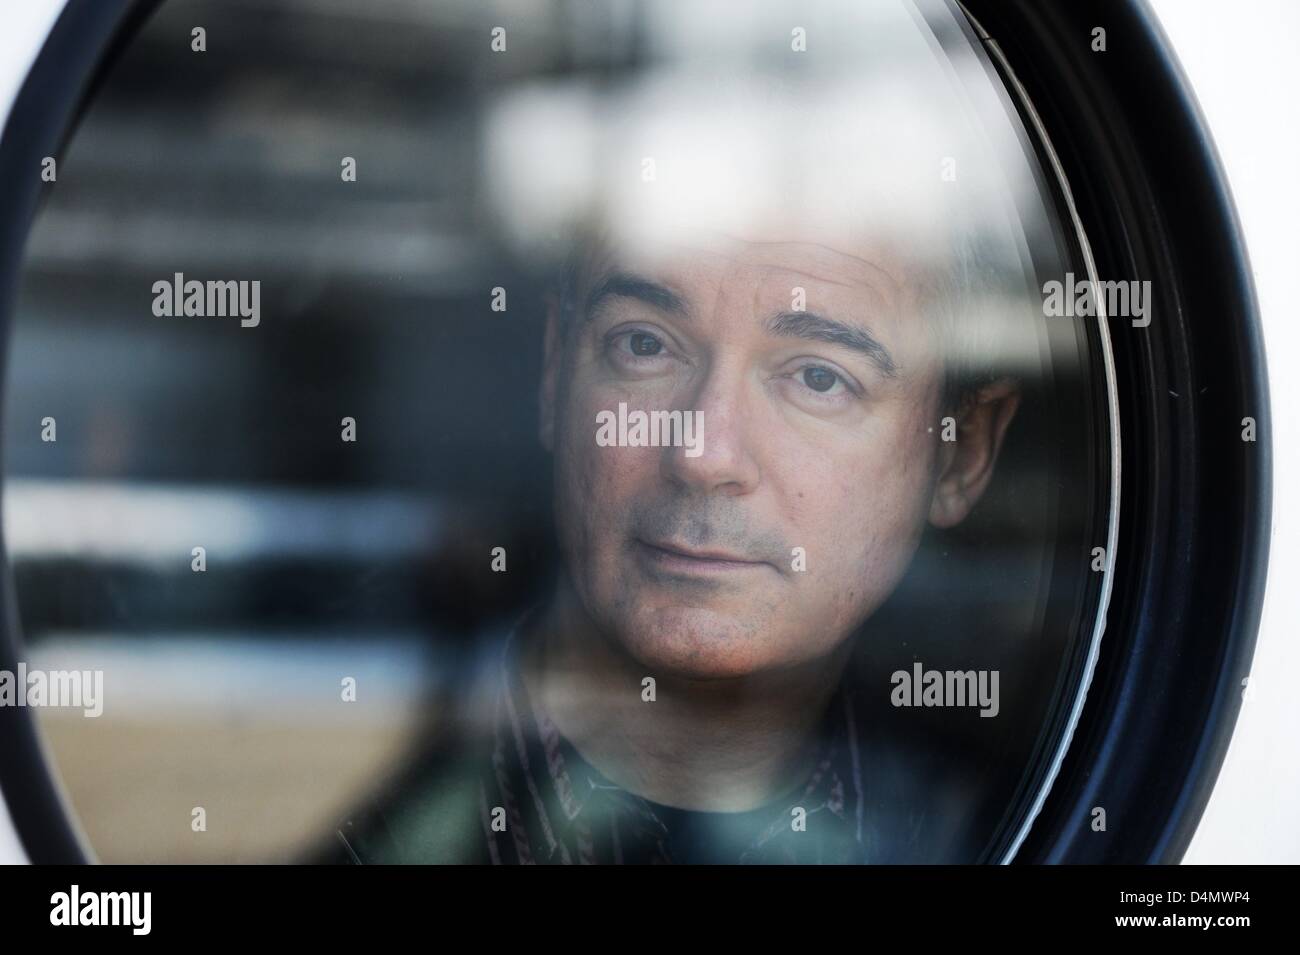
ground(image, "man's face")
xmin=540 ymin=228 xmax=998 ymax=680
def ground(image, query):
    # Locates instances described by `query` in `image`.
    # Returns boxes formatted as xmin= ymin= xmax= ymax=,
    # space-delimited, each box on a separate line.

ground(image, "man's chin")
xmin=608 ymin=603 xmax=779 ymax=680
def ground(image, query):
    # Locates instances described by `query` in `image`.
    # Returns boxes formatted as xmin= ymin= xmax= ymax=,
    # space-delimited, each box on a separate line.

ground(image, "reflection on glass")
xmin=6 ymin=0 xmax=1105 ymax=863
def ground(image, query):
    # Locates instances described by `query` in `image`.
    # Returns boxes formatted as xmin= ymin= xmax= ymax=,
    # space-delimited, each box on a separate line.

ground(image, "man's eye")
xmin=628 ymin=332 xmax=663 ymax=356
xmin=800 ymin=365 xmax=847 ymax=394
xmin=609 ymin=329 xmax=667 ymax=359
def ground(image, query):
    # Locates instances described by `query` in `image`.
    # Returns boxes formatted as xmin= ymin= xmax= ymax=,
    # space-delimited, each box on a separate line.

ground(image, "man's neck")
xmin=518 ymin=581 xmax=853 ymax=812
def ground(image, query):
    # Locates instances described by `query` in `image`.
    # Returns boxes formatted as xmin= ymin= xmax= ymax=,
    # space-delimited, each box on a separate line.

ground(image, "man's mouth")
xmin=634 ymin=537 xmax=770 ymax=574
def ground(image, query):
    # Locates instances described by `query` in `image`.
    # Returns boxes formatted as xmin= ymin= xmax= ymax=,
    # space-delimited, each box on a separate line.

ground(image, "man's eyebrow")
xmin=583 ymin=270 xmax=688 ymax=323
xmin=578 ymin=271 xmax=898 ymax=376
xmin=767 ymin=311 xmax=898 ymax=378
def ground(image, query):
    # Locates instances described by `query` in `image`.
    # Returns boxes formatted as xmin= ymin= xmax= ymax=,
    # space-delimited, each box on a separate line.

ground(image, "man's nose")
xmin=659 ymin=358 xmax=761 ymax=495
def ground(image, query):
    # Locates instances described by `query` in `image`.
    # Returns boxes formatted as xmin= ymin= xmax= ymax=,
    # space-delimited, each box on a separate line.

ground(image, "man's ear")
xmin=928 ymin=378 xmax=1021 ymax=529
xmin=538 ymin=292 xmax=562 ymax=452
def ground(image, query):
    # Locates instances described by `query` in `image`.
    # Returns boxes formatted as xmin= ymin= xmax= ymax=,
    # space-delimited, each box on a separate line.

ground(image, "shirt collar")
xmin=482 ymin=607 xmax=870 ymax=864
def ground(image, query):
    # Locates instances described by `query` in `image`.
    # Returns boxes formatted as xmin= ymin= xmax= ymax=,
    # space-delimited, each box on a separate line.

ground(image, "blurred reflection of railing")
xmin=3 ymin=478 xmax=442 ymax=563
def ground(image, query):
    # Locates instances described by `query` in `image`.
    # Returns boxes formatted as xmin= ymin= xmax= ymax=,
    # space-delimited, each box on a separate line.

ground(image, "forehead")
xmin=581 ymin=225 xmax=919 ymax=317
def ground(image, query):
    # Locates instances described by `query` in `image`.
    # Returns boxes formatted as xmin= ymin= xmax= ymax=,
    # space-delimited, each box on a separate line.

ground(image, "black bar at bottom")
xmin=0 ymin=864 xmax=1277 ymax=941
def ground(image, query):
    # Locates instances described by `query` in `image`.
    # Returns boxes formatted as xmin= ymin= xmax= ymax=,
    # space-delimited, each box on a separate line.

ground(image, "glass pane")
xmin=5 ymin=0 xmax=1111 ymax=863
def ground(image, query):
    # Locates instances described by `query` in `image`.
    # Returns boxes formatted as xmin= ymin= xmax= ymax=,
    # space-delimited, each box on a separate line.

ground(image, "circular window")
xmin=0 ymin=0 xmax=1265 ymax=866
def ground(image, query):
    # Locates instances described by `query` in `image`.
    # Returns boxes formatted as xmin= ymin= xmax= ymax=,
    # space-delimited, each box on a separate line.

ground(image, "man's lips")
xmin=635 ymin=538 xmax=770 ymax=572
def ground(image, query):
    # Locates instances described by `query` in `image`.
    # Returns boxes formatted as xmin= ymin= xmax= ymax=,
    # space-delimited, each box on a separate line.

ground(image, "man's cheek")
xmin=565 ymin=429 xmax=654 ymax=531
xmin=825 ymin=470 xmax=921 ymax=591
xmin=781 ymin=453 xmax=883 ymax=568
xmin=589 ymin=440 xmax=658 ymax=491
